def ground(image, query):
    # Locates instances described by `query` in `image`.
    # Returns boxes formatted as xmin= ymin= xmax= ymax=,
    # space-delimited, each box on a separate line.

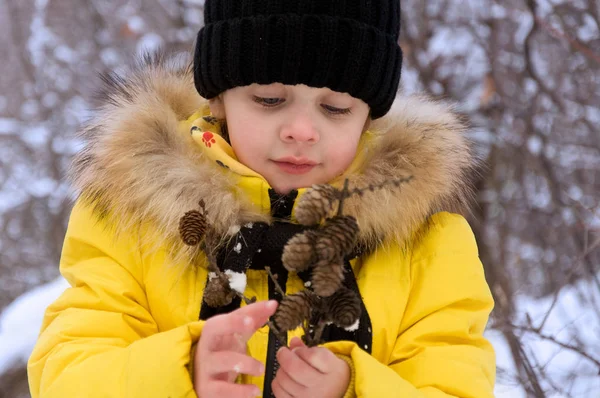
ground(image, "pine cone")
xmin=203 ymin=273 xmax=235 ymax=307
xmin=179 ymin=201 xmax=208 ymax=246
xmin=295 ymin=185 xmax=338 ymax=226
xmin=326 ymin=287 xmax=361 ymax=328
xmin=274 ymin=290 xmax=317 ymax=331
xmin=315 ymin=216 xmax=359 ymax=262
xmin=282 ymin=231 xmax=318 ymax=271
xmin=311 ymin=261 xmax=345 ymax=297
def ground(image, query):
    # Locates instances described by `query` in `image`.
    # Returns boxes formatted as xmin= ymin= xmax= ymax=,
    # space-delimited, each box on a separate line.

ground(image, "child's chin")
xmin=270 ymin=181 xmax=309 ymax=195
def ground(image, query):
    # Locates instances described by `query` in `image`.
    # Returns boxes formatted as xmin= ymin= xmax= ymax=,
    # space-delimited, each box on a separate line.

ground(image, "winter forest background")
xmin=0 ymin=0 xmax=599 ymax=397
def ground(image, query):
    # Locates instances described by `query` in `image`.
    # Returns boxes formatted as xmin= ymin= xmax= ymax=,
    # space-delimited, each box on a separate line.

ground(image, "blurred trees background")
xmin=0 ymin=0 xmax=598 ymax=397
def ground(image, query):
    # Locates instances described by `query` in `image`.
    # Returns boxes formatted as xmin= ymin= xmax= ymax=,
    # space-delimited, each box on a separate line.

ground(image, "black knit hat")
xmin=193 ymin=0 xmax=403 ymax=119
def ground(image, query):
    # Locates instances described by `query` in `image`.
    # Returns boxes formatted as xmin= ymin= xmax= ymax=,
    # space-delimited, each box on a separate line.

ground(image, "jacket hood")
xmin=70 ymin=53 xmax=480 ymax=264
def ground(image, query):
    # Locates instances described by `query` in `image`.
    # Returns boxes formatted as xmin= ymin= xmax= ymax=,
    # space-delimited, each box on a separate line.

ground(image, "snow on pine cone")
xmin=179 ymin=206 xmax=208 ymax=246
xmin=282 ymin=230 xmax=318 ymax=271
xmin=311 ymin=260 xmax=345 ymax=297
xmin=326 ymin=287 xmax=361 ymax=328
xmin=203 ymin=273 xmax=235 ymax=307
xmin=295 ymin=184 xmax=338 ymax=226
xmin=274 ymin=290 xmax=317 ymax=331
xmin=315 ymin=215 xmax=359 ymax=262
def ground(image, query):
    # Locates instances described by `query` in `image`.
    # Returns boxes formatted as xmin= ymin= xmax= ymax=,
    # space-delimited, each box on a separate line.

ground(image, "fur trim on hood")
xmin=70 ymin=53 xmax=480 ymax=264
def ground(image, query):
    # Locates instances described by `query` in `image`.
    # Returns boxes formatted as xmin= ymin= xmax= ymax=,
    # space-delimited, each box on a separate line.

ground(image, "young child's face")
xmin=210 ymin=83 xmax=370 ymax=194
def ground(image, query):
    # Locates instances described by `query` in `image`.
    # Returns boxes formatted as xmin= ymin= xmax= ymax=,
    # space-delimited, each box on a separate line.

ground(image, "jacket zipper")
xmin=263 ymin=329 xmax=282 ymax=397
xmin=262 ymin=266 xmax=287 ymax=398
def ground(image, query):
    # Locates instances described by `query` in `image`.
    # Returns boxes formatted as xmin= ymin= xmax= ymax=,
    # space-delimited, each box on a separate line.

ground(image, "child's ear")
xmin=208 ymin=95 xmax=225 ymax=119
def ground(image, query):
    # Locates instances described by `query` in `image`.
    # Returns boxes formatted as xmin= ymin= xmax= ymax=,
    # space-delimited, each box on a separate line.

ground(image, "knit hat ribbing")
xmin=194 ymin=0 xmax=403 ymax=119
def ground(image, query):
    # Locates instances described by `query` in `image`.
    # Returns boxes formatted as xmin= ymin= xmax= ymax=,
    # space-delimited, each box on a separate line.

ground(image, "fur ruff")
xmin=70 ymin=53 xmax=480 ymax=265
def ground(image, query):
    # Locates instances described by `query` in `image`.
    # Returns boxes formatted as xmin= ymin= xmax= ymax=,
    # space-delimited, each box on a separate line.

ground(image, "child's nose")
xmin=279 ymin=111 xmax=320 ymax=144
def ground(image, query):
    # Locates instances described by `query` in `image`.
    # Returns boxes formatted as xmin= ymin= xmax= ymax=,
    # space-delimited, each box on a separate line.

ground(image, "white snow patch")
xmin=22 ymin=125 xmax=51 ymax=148
xmin=567 ymin=185 xmax=583 ymax=201
xmin=0 ymin=119 xmax=21 ymax=134
xmin=491 ymin=4 xmax=507 ymax=18
xmin=28 ymin=178 xmax=57 ymax=198
xmin=344 ymin=319 xmax=360 ymax=332
xmin=233 ymin=242 xmax=242 ymax=254
xmin=577 ymin=14 xmax=599 ymax=42
xmin=0 ymin=189 xmax=29 ymax=213
xmin=0 ymin=277 xmax=69 ymax=376
xmin=127 ymin=16 xmax=146 ymax=34
xmin=136 ymin=33 xmax=164 ymax=55
xmin=100 ymin=48 xmax=121 ymax=67
xmin=225 ymin=270 xmax=247 ymax=293
xmin=54 ymin=45 xmax=76 ymax=63
xmin=55 ymin=72 xmax=72 ymax=92
xmin=21 ymin=100 xmax=40 ymax=118
xmin=27 ymin=0 xmax=56 ymax=68
xmin=526 ymin=135 xmax=543 ymax=156
xmin=489 ymin=272 xmax=600 ymax=397
xmin=41 ymin=92 xmax=60 ymax=108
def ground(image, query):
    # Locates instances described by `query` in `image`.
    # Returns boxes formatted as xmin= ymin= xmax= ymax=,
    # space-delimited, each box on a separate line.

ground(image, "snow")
xmin=28 ymin=178 xmax=58 ymax=198
xmin=27 ymin=0 xmax=56 ymax=69
xmin=0 ymin=277 xmax=68 ymax=376
xmin=54 ymin=45 xmax=77 ymax=63
xmin=100 ymin=47 xmax=121 ymax=67
xmin=0 ymin=189 xmax=29 ymax=213
xmin=20 ymin=99 xmax=40 ymax=119
xmin=527 ymin=135 xmax=543 ymax=156
xmin=136 ymin=33 xmax=164 ymax=55
xmin=344 ymin=319 xmax=360 ymax=332
xmin=22 ymin=125 xmax=52 ymax=148
xmin=233 ymin=242 xmax=242 ymax=253
xmin=0 ymin=118 xmax=21 ymax=134
xmin=127 ymin=16 xmax=146 ymax=34
xmin=490 ymin=273 xmax=600 ymax=397
xmin=577 ymin=14 xmax=599 ymax=42
xmin=41 ymin=92 xmax=60 ymax=108
xmin=224 ymin=270 xmax=247 ymax=293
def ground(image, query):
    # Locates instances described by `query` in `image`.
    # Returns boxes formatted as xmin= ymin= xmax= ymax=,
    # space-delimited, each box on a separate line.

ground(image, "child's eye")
xmin=253 ymin=96 xmax=285 ymax=107
xmin=322 ymin=104 xmax=352 ymax=115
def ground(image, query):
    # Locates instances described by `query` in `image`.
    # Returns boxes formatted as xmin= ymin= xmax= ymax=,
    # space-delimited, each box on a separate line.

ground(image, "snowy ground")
xmin=0 ymin=277 xmax=68 ymax=376
xmin=488 ymin=274 xmax=600 ymax=397
xmin=1 ymin=274 xmax=598 ymax=396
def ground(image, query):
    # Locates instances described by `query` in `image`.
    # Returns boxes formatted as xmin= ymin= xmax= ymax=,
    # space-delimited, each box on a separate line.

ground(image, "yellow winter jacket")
xmin=28 ymin=57 xmax=495 ymax=397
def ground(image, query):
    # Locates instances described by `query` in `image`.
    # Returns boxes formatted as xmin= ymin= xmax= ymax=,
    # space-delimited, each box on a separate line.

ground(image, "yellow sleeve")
xmin=325 ymin=213 xmax=496 ymax=397
xmin=27 ymin=200 xmax=204 ymax=398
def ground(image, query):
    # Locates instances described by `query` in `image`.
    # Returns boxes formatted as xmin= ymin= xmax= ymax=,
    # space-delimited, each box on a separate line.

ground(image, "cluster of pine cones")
xmin=179 ymin=177 xmax=413 ymax=345
xmin=273 ymin=184 xmax=363 ymax=340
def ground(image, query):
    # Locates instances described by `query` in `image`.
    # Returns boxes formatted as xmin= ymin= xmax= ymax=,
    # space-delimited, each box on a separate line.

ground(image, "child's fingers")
xmin=288 ymin=336 xmax=306 ymax=351
xmin=276 ymin=346 xmax=320 ymax=386
xmin=202 ymin=300 xmax=278 ymax=348
xmin=271 ymin=371 xmax=299 ymax=398
xmin=293 ymin=346 xmax=338 ymax=373
xmin=272 ymin=367 xmax=306 ymax=396
xmin=201 ymin=380 xmax=261 ymax=398
xmin=205 ymin=351 xmax=265 ymax=377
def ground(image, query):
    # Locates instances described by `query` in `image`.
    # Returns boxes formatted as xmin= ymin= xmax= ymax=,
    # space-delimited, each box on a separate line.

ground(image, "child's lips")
xmin=272 ymin=158 xmax=317 ymax=175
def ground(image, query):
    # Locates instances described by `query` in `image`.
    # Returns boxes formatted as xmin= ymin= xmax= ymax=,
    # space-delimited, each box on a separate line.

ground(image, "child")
xmin=28 ymin=1 xmax=496 ymax=397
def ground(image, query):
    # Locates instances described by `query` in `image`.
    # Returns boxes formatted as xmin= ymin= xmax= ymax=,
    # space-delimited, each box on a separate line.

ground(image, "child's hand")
xmin=272 ymin=337 xmax=351 ymax=398
xmin=194 ymin=300 xmax=278 ymax=398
